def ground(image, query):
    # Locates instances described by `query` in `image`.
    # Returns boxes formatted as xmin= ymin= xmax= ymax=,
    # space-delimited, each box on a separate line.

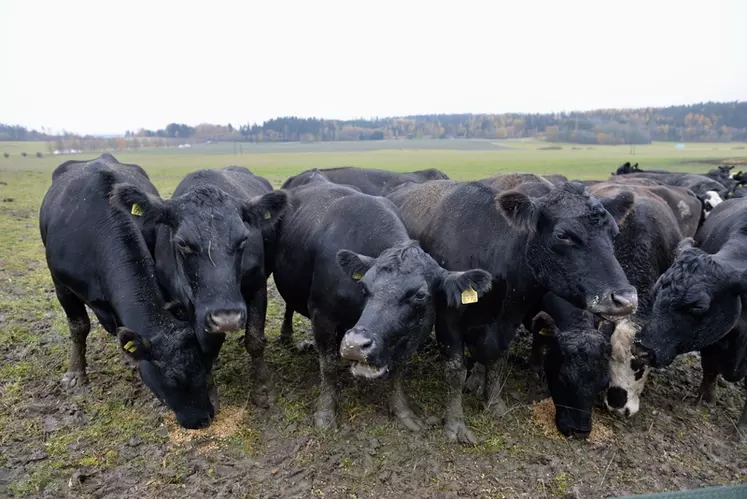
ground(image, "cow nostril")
xmin=624 ymin=408 xmax=631 ymax=417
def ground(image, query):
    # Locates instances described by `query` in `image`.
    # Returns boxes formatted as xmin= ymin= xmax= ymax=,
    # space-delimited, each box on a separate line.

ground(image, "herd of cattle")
xmin=38 ymin=154 xmax=747 ymax=443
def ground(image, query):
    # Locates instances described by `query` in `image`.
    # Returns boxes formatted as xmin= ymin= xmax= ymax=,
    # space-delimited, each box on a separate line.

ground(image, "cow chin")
xmin=349 ymin=361 xmax=390 ymax=380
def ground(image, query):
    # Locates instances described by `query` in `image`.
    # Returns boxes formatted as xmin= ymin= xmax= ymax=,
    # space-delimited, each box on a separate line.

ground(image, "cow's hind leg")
xmin=244 ymin=286 xmax=275 ymax=408
xmin=56 ymin=284 xmax=90 ymax=390
xmin=389 ymin=368 xmax=423 ymax=431
xmin=437 ymin=313 xmax=477 ymax=444
xmin=278 ymin=305 xmax=295 ymax=345
xmin=311 ymin=310 xmax=340 ymax=429
xmin=483 ymin=357 xmax=509 ymax=417
xmin=697 ymin=347 xmax=720 ymax=404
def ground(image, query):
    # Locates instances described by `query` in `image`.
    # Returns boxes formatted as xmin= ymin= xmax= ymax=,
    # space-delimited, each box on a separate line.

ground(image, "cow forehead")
xmin=365 ymin=245 xmax=438 ymax=282
xmin=543 ymin=190 xmax=610 ymax=223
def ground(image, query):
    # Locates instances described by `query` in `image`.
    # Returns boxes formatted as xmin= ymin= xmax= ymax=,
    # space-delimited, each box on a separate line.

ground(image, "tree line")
xmin=3 ymin=101 xmax=747 ymax=146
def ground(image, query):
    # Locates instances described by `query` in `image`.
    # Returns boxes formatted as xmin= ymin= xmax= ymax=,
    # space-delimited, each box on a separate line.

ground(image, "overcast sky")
xmin=1 ymin=0 xmax=746 ymax=135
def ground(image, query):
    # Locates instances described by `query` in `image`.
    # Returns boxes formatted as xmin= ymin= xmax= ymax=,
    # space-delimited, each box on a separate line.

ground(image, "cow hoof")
xmin=445 ymin=421 xmax=479 ymax=445
xmin=277 ymin=333 xmax=293 ymax=346
xmin=61 ymin=371 xmax=88 ymax=390
xmin=464 ymin=367 xmax=485 ymax=394
xmin=485 ymin=398 xmax=509 ymax=418
xmin=696 ymin=389 xmax=716 ymax=404
xmin=250 ymin=386 xmax=275 ymax=409
xmin=296 ymin=339 xmax=316 ymax=353
xmin=314 ymin=410 xmax=337 ymax=430
xmin=395 ymin=412 xmax=424 ymax=432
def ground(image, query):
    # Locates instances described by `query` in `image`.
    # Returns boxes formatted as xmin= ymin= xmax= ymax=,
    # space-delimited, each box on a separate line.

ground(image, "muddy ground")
xmin=1 ymin=158 xmax=746 ymax=498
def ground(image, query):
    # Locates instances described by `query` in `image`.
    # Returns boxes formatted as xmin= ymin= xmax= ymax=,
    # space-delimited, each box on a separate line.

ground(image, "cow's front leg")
xmin=244 ymin=286 xmax=274 ymax=408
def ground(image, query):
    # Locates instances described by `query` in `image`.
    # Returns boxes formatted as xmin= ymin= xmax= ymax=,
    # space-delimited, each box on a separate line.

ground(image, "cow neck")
xmin=714 ymin=234 xmax=747 ymax=272
xmin=102 ymin=219 xmax=179 ymax=339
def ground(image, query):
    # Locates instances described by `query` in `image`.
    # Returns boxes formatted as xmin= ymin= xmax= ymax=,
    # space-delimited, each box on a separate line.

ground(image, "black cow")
xmin=281 ymin=166 xmax=449 ymax=196
xmin=610 ymin=172 xmax=726 ymax=200
xmin=110 ymin=166 xmax=287 ymax=408
xmin=40 ymin=155 xmax=214 ymax=429
xmin=279 ymin=166 xmax=450 ymax=346
xmin=589 ymin=182 xmax=695 ymax=313
xmin=613 ymin=162 xmax=670 ymax=175
xmin=529 ymin=294 xmax=615 ymax=437
xmin=634 ymin=198 xmax=747 ymax=433
xmin=387 ymin=178 xmax=637 ymax=442
xmin=273 ymin=177 xmax=491 ymax=431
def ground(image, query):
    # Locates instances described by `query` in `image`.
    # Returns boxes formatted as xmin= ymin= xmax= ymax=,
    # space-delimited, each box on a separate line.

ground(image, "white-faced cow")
xmin=40 ymin=154 xmax=215 ymax=429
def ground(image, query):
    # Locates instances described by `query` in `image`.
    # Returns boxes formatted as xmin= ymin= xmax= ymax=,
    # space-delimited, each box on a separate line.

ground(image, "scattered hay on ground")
xmin=531 ymin=398 xmax=613 ymax=443
xmin=166 ymin=405 xmax=247 ymax=448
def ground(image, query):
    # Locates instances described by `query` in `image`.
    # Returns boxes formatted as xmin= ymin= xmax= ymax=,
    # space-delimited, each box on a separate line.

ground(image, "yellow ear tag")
xmin=131 ymin=203 xmax=144 ymax=216
xmin=461 ymin=287 xmax=478 ymax=305
xmin=352 ymin=271 xmax=364 ymax=281
xmin=263 ymin=210 xmax=272 ymax=220
xmin=538 ymin=327 xmax=554 ymax=337
xmin=123 ymin=340 xmax=137 ymax=353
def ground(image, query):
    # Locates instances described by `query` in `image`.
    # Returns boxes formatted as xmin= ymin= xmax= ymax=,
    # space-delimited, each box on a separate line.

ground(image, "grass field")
xmin=1 ymin=139 xmax=747 ymax=498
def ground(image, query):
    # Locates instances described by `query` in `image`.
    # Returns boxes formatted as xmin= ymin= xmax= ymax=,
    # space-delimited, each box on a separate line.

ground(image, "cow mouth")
xmin=349 ymin=362 xmax=388 ymax=379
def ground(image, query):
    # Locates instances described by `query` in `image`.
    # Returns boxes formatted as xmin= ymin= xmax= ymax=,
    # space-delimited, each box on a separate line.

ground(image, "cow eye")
xmin=236 ymin=237 xmax=248 ymax=251
xmin=555 ymin=231 xmax=570 ymax=242
xmin=176 ymin=239 xmax=193 ymax=254
xmin=689 ymin=304 xmax=708 ymax=316
xmin=413 ymin=291 xmax=427 ymax=301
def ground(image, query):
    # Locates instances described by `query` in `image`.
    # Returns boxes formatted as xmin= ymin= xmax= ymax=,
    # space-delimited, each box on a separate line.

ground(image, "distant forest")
xmin=3 ymin=102 xmax=747 ymax=148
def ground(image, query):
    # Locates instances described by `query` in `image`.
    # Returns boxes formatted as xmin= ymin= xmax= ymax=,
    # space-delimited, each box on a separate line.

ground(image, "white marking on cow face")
xmin=606 ymin=318 xmax=649 ymax=417
xmin=702 ymin=191 xmax=723 ymax=218
xmin=676 ymin=200 xmax=691 ymax=219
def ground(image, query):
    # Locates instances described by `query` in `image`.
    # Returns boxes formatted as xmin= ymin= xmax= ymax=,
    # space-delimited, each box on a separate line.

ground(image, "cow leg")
xmin=244 ymin=286 xmax=274 ymax=408
xmin=388 ymin=368 xmax=423 ymax=432
xmin=278 ymin=305 xmax=294 ymax=345
xmin=311 ymin=311 xmax=340 ymax=429
xmin=56 ymin=284 xmax=90 ymax=390
xmin=483 ymin=357 xmax=509 ymax=417
xmin=437 ymin=313 xmax=477 ymax=444
xmin=697 ymin=347 xmax=720 ymax=404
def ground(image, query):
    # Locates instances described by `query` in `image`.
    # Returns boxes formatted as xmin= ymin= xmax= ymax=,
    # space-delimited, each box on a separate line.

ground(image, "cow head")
xmin=605 ymin=318 xmax=649 ymax=417
xmin=337 ymin=241 xmax=491 ymax=379
xmin=111 ymin=184 xmax=287 ymax=349
xmin=634 ymin=238 xmax=747 ymax=368
xmin=497 ymin=182 xmax=637 ymax=316
xmin=531 ymin=311 xmax=611 ymax=438
xmin=117 ymin=327 xmax=214 ymax=429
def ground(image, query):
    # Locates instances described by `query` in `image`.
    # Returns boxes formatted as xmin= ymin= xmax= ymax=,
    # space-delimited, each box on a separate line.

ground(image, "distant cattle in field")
xmin=3 ymin=152 xmax=8 ymax=158
xmin=281 ymin=166 xmax=449 ymax=196
xmin=40 ymin=154 xmax=215 ymax=429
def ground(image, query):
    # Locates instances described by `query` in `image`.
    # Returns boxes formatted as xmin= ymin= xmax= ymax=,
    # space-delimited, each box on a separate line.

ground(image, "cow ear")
xmin=117 ymin=327 xmax=154 ymax=361
xmin=242 ymin=190 xmax=288 ymax=226
xmin=676 ymin=237 xmax=695 ymax=257
xmin=438 ymin=269 xmax=492 ymax=308
xmin=336 ymin=250 xmax=375 ymax=281
xmin=497 ymin=191 xmax=539 ymax=232
xmin=110 ymin=183 xmax=175 ymax=226
xmin=600 ymin=190 xmax=635 ymax=224
xmin=531 ymin=312 xmax=559 ymax=338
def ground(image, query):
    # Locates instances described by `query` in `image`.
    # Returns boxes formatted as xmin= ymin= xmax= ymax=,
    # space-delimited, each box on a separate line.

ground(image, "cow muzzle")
xmin=205 ymin=309 xmax=246 ymax=333
xmin=340 ymin=329 xmax=388 ymax=380
xmin=589 ymin=287 xmax=638 ymax=316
